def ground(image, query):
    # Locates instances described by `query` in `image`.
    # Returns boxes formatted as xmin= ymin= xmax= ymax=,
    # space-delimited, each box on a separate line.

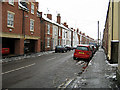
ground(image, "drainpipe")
xmin=44 ymin=21 xmax=45 ymax=52
xmin=22 ymin=10 xmax=25 ymax=54
xmin=112 ymin=0 xmax=114 ymax=40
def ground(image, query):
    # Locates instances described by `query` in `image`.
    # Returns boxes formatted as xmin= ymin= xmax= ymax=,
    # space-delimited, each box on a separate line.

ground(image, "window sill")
xmin=47 ymin=46 xmax=50 ymax=48
xmin=30 ymin=30 xmax=34 ymax=32
xmin=7 ymin=25 xmax=14 ymax=29
xmin=31 ymin=12 xmax=34 ymax=15
xmin=9 ymin=3 xmax=15 ymax=6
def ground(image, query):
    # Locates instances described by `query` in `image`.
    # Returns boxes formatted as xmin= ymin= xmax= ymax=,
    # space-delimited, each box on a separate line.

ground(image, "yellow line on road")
xmin=2 ymin=63 xmax=36 ymax=75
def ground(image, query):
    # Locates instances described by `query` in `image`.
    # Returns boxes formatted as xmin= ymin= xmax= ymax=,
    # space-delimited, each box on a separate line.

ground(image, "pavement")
xmin=67 ymin=48 xmax=120 ymax=89
xmin=1 ymin=51 xmax=55 ymax=63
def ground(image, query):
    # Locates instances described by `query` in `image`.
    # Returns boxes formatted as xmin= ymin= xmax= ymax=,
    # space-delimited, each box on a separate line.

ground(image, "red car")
xmin=2 ymin=48 xmax=10 ymax=55
xmin=73 ymin=44 xmax=92 ymax=61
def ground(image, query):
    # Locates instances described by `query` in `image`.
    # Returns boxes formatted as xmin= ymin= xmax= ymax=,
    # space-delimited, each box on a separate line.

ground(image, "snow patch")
xmin=105 ymin=60 xmax=118 ymax=67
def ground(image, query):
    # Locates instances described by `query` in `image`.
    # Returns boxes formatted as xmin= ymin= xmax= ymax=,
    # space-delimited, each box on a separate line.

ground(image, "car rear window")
xmin=57 ymin=46 xmax=62 ymax=48
xmin=76 ymin=46 xmax=89 ymax=51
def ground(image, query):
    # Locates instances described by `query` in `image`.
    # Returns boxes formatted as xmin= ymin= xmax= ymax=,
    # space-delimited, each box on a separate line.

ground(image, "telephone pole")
xmin=98 ymin=21 xmax=99 ymax=46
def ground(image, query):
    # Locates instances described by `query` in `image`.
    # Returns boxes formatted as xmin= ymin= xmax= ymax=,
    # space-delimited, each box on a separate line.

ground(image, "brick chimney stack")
xmin=63 ymin=22 xmax=68 ymax=28
xmin=77 ymin=28 xmax=79 ymax=33
xmin=57 ymin=13 xmax=61 ymax=24
xmin=47 ymin=14 xmax=52 ymax=20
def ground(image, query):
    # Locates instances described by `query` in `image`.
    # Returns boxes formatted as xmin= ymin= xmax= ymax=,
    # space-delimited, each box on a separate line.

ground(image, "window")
xmin=64 ymin=30 xmax=65 ymax=38
xmin=31 ymin=3 xmax=34 ymax=14
xmin=59 ymin=29 xmax=61 ymax=36
xmin=47 ymin=38 xmax=50 ymax=47
xmin=47 ymin=24 xmax=50 ymax=34
xmin=9 ymin=0 xmax=14 ymax=5
xmin=76 ymin=46 xmax=89 ymax=51
xmin=7 ymin=11 xmax=14 ymax=27
xmin=30 ymin=19 xmax=34 ymax=31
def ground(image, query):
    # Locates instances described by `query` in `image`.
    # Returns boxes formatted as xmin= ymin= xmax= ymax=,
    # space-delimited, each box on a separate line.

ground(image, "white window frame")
xmin=47 ymin=38 xmax=50 ymax=47
xmin=7 ymin=11 xmax=15 ymax=28
xmin=9 ymin=0 xmax=14 ymax=6
xmin=47 ymin=24 xmax=50 ymax=34
xmin=31 ymin=3 xmax=34 ymax=14
xmin=30 ymin=19 xmax=34 ymax=32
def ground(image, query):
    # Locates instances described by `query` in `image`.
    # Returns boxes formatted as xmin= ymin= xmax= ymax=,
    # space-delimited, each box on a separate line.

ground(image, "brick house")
xmin=40 ymin=13 xmax=63 ymax=51
xmin=81 ymin=33 xmax=86 ymax=44
xmin=1 ymin=0 xmax=41 ymax=55
xmin=40 ymin=13 xmax=53 ymax=51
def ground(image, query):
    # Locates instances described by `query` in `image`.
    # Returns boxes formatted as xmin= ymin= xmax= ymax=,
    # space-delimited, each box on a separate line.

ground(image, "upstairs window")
xmin=31 ymin=3 xmax=34 ymax=14
xmin=7 ymin=11 xmax=14 ymax=28
xmin=9 ymin=0 xmax=14 ymax=5
xmin=30 ymin=19 xmax=34 ymax=31
xmin=47 ymin=24 xmax=50 ymax=34
xmin=59 ymin=29 xmax=61 ymax=36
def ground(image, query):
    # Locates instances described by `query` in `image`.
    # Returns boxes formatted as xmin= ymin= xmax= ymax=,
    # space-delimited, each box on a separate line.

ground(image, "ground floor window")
xmin=47 ymin=38 xmax=50 ymax=47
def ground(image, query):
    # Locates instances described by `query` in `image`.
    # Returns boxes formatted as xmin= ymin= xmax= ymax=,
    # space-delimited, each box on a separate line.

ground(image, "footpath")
xmin=1 ymin=51 xmax=54 ymax=63
xmin=68 ymin=48 xmax=119 ymax=89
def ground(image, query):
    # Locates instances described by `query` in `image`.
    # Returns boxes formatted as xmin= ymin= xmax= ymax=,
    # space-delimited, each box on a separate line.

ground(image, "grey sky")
xmin=37 ymin=0 xmax=109 ymax=40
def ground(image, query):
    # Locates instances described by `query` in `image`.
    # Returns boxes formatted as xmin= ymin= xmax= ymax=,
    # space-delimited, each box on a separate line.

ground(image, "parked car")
xmin=2 ymin=48 xmax=10 ymax=55
xmin=73 ymin=44 xmax=92 ymax=61
xmin=64 ymin=45 xmax=71 ymax=51
xmin=90 ymin=45 xmax=96 ymax=54
xmin=55 ymin=45 xmax=67 ymax=53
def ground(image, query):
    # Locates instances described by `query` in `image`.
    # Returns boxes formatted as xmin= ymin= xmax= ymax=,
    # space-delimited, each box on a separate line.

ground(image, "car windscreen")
xmin=76 ymin=46 xmax=89 ymax=51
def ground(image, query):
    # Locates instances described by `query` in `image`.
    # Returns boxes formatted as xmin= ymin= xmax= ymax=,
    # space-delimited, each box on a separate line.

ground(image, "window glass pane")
xmin=30 ymin=20 xmax=34 ymax=31
xmin=7 ymin=13 xmax=14 ymax=27
xmin=76 ymin=46 xmax=88 ymax=51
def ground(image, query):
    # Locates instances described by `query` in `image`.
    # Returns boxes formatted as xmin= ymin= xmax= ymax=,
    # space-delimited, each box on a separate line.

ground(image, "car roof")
xmin=77 ymin=44 xmax=90 ymax=47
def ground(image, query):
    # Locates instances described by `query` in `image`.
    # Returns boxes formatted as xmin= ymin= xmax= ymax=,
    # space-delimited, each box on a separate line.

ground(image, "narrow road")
xmin=2 ymin=51 xmax=87 ymax=88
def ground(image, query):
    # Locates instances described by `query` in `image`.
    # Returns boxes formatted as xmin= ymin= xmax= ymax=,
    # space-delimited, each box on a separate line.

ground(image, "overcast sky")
xmin=36 ymin=0 xmax=109 ymax=40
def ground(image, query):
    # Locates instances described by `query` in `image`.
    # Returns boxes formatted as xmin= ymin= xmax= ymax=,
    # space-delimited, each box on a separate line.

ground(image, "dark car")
xmin=64 ymin=45 xmax=71 ymax=51
xmin=55 ymin=45 xmax=67 ymax=53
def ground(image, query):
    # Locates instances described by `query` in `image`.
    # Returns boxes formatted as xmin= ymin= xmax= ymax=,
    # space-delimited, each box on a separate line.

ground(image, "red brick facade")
xmin=2 ymin=1 xmax=41 ymax=55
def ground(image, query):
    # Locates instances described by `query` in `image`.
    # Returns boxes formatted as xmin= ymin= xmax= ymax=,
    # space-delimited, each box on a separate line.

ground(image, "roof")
xmin=42 ymin=15 xmax=69 ymax=30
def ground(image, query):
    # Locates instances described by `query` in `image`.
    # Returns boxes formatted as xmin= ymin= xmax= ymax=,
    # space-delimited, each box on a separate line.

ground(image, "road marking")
xmin=46 ymin=57 xmax=56 ymax=62
xmin=2 ymin=63 xmax=36 ymax=75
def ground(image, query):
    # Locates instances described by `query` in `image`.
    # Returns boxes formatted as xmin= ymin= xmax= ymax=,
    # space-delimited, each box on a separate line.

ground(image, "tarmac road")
xmin=2 ymin=50 xmax=88 ymax=88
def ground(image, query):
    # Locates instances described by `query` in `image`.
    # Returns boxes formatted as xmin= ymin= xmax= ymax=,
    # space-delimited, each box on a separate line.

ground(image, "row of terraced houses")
xmin=1 ymin=0 xmax=96 ymax=56
xmin=102 ymin=0 xmax=120 ymax=84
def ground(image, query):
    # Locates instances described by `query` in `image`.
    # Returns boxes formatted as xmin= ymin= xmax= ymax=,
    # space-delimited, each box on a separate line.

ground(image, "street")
xmin=2 ymin=51 xmax=88 ymax=88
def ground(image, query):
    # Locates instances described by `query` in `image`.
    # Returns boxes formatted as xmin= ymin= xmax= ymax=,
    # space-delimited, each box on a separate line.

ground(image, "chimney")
xmin=66 ymin=25 xmax=68 ymax=28
xmin=80 ymin=31 xmax=81 ymax=34
xmin=63 ymin=22 xmax=67 ymax=26
xmin=57 ymin=13 xmax=61 ymax=24
xmin=40 ymin=12 xmax=43 ymax=17
xmin=77 ymin=28 xmax=79 ymax=33
xmin=47 ymin=14 xmax=52 ymax=20
xmin=63 ymin=22 xmax=68 ymax=28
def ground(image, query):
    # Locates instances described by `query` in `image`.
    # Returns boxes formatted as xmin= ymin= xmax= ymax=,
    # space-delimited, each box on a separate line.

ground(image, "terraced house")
xmin=103 ymin=0 xmax=120 ymax=84
xmin=1 ymin=0 xmax=41 ymax=56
